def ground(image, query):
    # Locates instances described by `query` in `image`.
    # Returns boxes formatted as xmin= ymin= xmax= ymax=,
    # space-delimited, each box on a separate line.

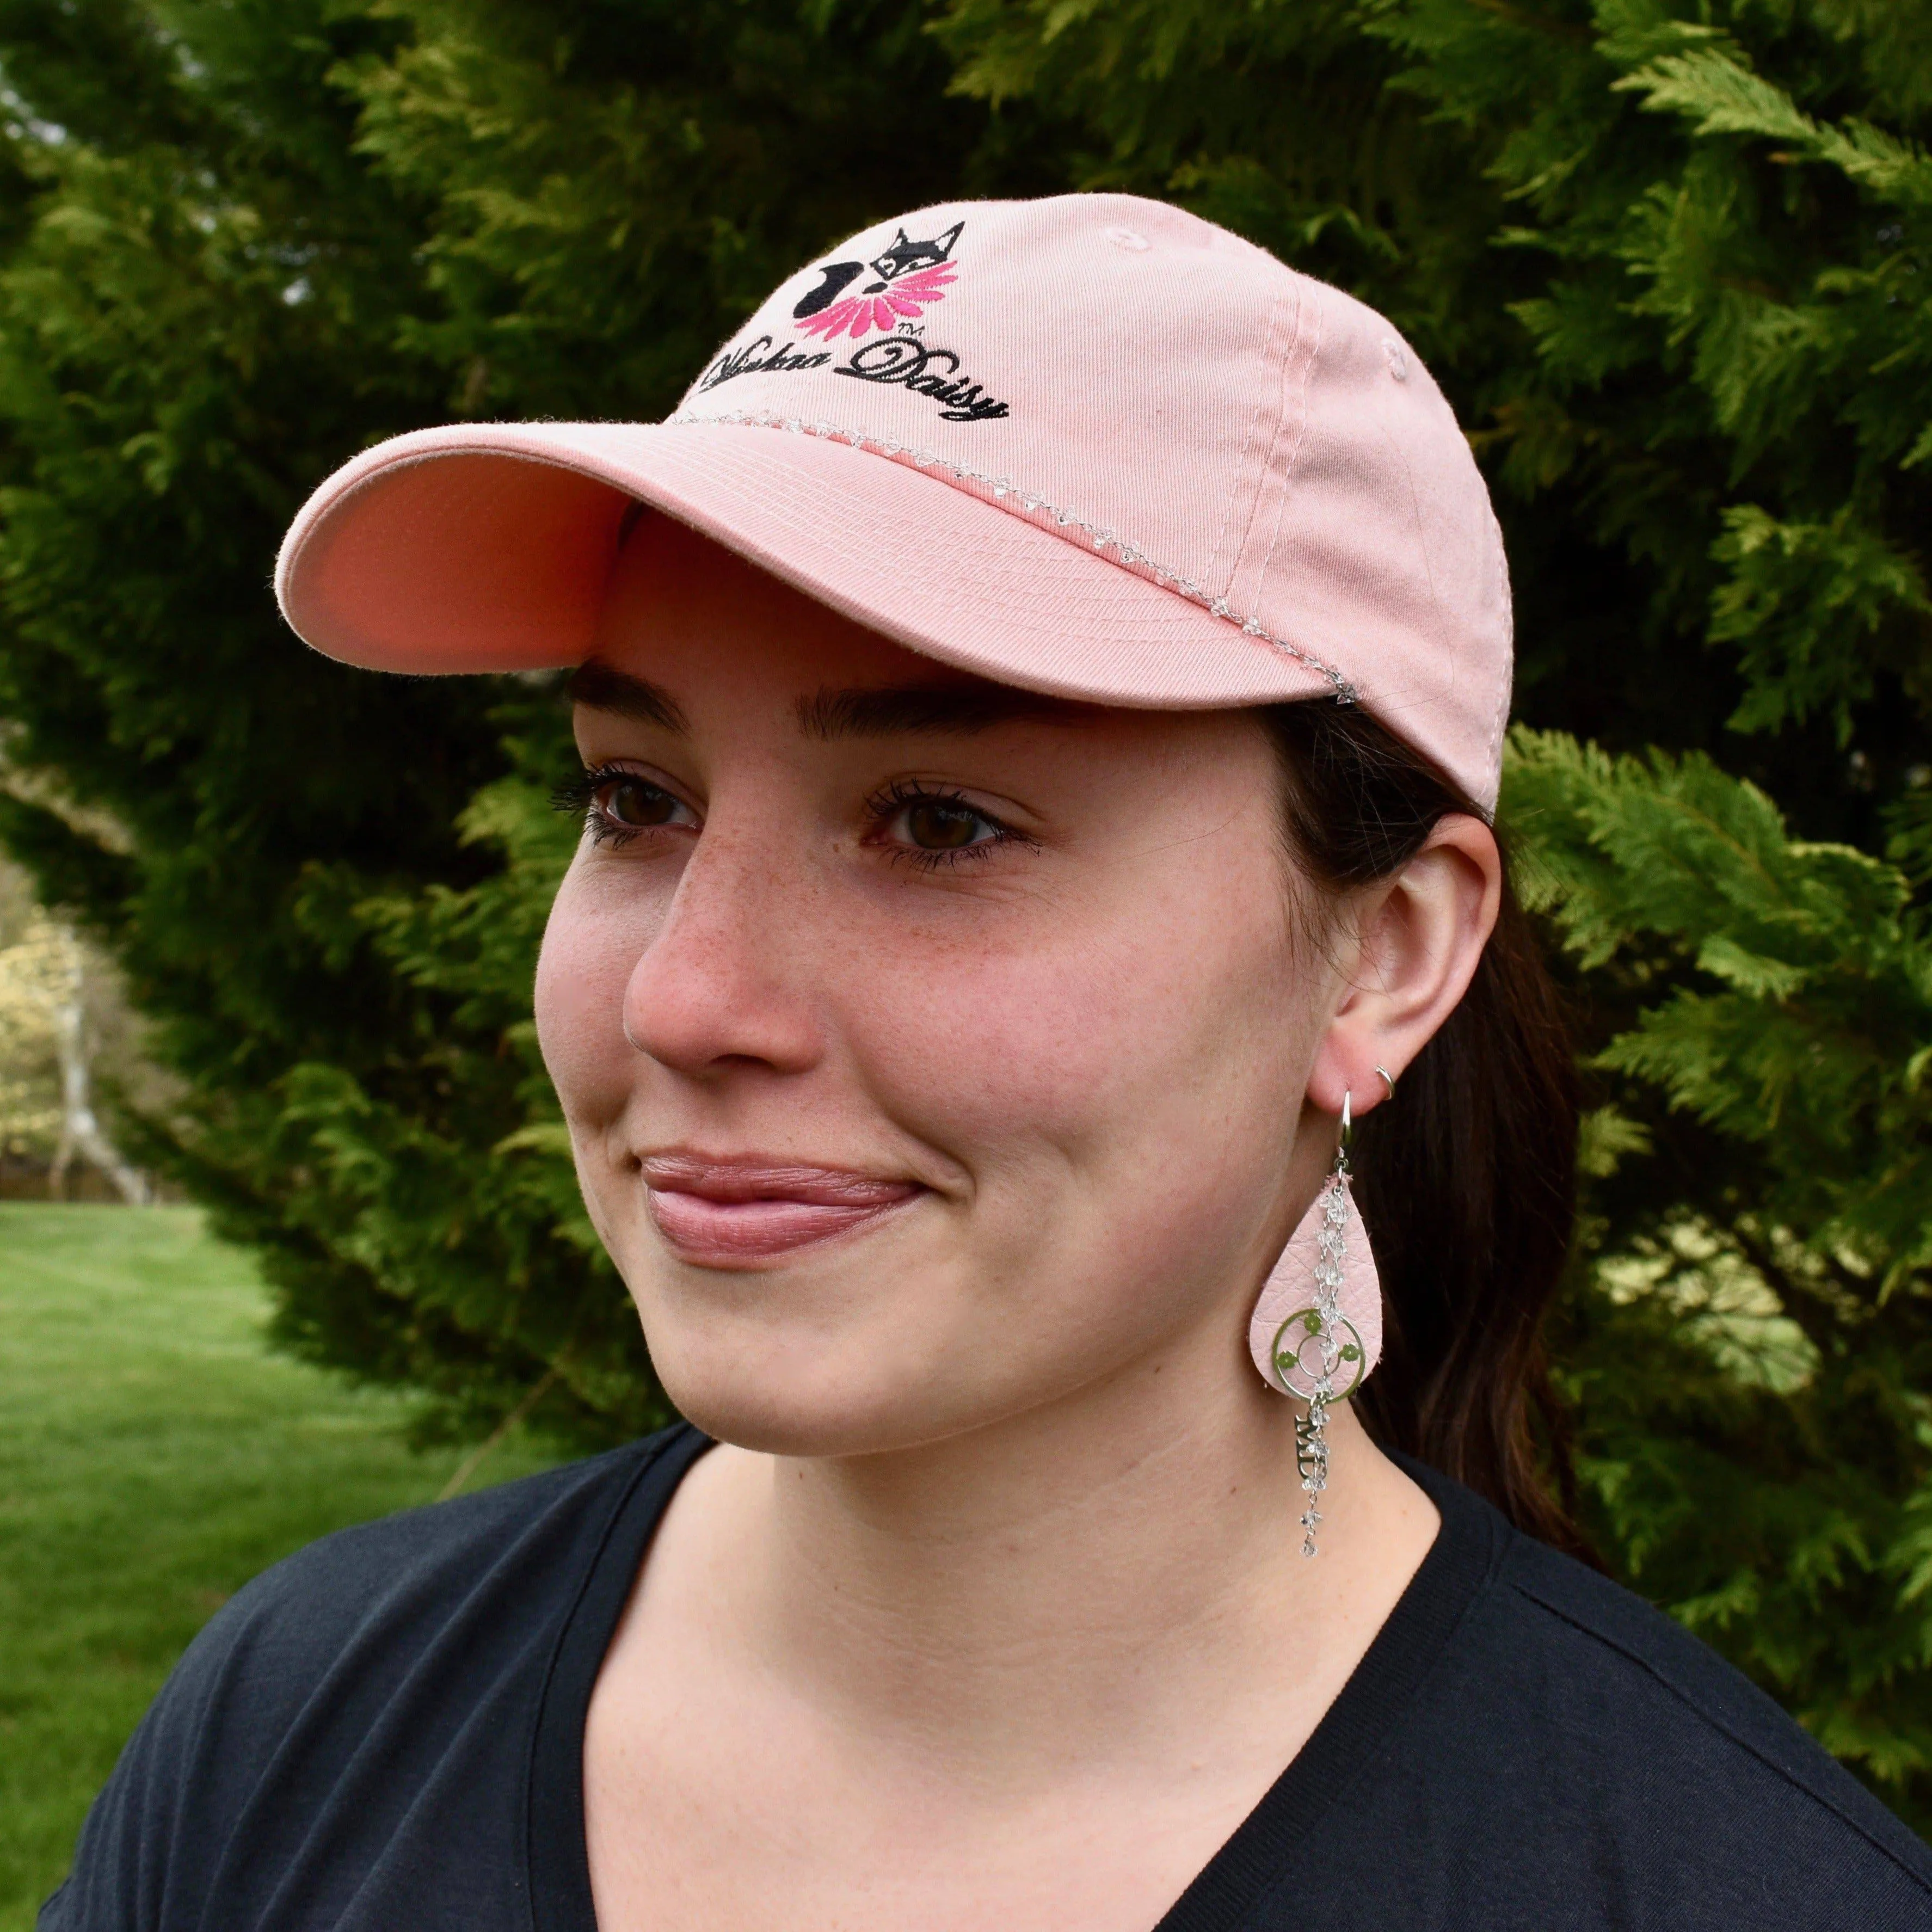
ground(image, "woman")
xmin=43 ymin=195 xmax=1932 ymax=1930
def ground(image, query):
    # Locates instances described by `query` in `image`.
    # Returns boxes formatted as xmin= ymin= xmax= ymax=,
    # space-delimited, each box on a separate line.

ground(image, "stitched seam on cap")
xmin=1248 ymin=278 xmax=1324 ymax=596
xmin=1203 ymin=278 xmax=1294 ymax=596
xmin=663 ymin=405 xmax=1359 ymax=701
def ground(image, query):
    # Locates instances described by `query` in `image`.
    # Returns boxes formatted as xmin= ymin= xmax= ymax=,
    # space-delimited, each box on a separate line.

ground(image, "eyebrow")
xmin=569 ymin=661 xmax=1090 ymax=741
xmin=566 ymin=662 xmax=689 ymax=732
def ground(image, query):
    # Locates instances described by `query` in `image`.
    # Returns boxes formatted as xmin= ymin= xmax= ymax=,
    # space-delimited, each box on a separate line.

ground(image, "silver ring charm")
xmin=1271 ymin=1307 xmax=1367 ymax=1401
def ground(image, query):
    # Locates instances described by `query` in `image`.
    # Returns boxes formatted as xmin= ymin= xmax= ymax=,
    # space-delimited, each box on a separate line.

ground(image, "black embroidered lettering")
xmin=838 ymin=337 xmax=937 ymax=385
xmin=835 ymin=336 xmax=1009 ymax=424
xmin=943 ymin=396 xmax=1010 ymax=423
xmin=698 ymin=336 xmax=832 ymax=392
xmin=697 ymin=323 xmax=1008 ymax=421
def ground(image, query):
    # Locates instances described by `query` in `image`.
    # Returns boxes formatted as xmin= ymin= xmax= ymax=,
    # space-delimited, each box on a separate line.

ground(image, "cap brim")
xmin=274 ymin=420 xmax=1334 ymax=710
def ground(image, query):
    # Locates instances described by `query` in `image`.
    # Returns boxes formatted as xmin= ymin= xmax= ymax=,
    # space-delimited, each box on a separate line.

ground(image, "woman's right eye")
xmin=582 ymin=772 xmax=698 ymax=844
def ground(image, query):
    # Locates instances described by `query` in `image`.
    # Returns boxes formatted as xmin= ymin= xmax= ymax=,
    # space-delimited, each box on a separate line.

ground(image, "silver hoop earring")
xmin=1375 ymin=1064 xmax=1396 ymax=1101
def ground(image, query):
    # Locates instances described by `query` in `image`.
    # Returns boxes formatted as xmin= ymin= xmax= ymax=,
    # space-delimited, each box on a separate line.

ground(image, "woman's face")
xmin=536 ymin=517 xmax=1341 ymax=1456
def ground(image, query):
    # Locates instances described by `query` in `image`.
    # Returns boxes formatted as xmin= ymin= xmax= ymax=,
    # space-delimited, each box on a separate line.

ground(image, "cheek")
xmin=533 ymin=864 xmax=653 ymax=1125
xmin=850 ymin=853 xmax=1307 ymax=1212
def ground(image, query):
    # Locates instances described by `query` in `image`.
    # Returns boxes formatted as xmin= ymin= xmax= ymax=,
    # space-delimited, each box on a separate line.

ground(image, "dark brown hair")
xmin=1260 ymin=699 xmax=1585 ymax=1554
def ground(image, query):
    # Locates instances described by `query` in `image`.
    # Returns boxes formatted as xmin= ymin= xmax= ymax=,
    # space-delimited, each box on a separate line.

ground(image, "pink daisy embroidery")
xmin=796 ymin=260 xmax=958 ymax=341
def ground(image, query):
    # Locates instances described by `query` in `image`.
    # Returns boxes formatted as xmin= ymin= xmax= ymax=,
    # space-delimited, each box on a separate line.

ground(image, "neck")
xmin=682 ymin=1329 xmax=1437 ymax=1786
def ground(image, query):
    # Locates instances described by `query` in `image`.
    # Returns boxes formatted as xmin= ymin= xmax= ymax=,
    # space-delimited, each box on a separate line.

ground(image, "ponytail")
xmin=1260 ymin=700 xmax=1586 ymax=1554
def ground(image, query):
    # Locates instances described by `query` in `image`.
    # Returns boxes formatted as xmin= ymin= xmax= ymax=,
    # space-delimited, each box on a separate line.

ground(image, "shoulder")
xmin=223 ymin=1433 xmax=660 ymax=1639
xmin=38 ymin=1428 xmax=696 ymax=1932
xmin=1499 ymin=1529 xmax=1913 ymax=1827
xmin=1342 ymin=1460 xmax=1932 ymax=1931
xmin=159 ymin=1433 xmax=661 ymax=1717
xmin=162 ymin=1425 xmax=702 ymax=1728
xmin=1439 ymin=1500 xmax=1932 ymax=1921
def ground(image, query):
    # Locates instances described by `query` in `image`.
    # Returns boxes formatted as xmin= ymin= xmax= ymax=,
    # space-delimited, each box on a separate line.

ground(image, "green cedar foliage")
xmin=0 ymin=0 xmax=1930 ymax=1826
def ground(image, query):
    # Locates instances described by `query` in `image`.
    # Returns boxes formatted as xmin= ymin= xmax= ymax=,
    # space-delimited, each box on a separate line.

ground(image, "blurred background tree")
xmin=0 ymin=852 xmax=151 ymax=1200
xmin=0 ymin=0 xmax=1929 ymax=1826
xmin=0 ymin=861 xmax=62 ymax=1167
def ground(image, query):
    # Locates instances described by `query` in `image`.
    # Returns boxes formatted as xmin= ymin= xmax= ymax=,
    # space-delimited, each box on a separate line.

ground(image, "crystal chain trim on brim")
xmin=662 ymin=407 xmax=1359 ymax=704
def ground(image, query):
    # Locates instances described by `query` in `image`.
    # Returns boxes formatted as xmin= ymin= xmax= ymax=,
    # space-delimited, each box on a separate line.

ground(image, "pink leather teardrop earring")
xmin=1247 ymin=1087 xmax=1385 ymax=1555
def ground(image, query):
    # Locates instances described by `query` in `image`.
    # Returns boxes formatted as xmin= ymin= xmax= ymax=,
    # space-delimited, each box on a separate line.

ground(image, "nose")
xmin=620 ymin=820 xmax=823 ymax=1080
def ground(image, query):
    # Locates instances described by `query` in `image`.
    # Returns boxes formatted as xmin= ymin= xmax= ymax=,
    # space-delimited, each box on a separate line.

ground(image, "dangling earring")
xmin=1247 ymin=1088 xmax=1385 ymax=1556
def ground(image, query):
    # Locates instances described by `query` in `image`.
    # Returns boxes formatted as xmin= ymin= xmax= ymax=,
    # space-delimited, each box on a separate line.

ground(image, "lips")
xmin=640 ymin=1151 xmax=922 ymax=1265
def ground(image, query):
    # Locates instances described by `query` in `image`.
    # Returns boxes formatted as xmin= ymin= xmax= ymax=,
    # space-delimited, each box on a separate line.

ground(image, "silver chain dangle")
xmin=1296 ymin=1092 xmax=1352 ymax=1558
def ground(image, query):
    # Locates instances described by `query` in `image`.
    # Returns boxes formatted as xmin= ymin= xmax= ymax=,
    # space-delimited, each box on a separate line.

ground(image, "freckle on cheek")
xmin=865 ymin=958 xmax=1135 ymax=1142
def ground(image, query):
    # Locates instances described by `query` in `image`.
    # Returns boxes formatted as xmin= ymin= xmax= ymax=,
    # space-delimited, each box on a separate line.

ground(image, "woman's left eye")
xmin=896 ymin=799 xmax=998 ymax=851
xmin=872 ymin=787 xmax=1023 ymax=866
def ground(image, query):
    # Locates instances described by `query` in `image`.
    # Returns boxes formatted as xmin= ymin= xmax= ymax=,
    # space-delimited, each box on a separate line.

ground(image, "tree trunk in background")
xmin=47 ymin=942 xmax=145 ymax=1205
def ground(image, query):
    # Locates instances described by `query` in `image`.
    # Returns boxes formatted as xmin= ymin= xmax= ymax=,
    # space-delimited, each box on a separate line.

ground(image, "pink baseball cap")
xmin=275 ymin=193 xmax=1513 ymax=810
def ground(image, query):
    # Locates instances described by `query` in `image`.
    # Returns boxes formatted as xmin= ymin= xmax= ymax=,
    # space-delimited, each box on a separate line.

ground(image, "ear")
xmin=1306 ymin=814 xmax=1502 ymax=1120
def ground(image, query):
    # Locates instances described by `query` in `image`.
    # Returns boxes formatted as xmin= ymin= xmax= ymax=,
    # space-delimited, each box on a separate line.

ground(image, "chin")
xmin=610 ymin=1202 xmax=1218 ymax=1462
xmin=631 ymin=1254 xmax=1098 ymax=1462
xmin=651 ymin=1343 xmax=974 ymax=1460
xmin=623 ymin=1253 xmax=987 ymax=1459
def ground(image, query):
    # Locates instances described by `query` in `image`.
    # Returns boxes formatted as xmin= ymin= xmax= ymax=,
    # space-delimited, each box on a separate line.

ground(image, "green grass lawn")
xmin=0 ymin=1204 xmax=561 ymax=1930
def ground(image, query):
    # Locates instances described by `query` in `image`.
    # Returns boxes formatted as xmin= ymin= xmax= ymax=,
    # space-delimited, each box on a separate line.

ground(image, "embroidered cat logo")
xmin=698 ymin=216 xmax=1005 ymax=420
xmin=792 ymin=219 xmax=964 ymax=341
xmin=867 ymin=222 xmax=963 ymax=282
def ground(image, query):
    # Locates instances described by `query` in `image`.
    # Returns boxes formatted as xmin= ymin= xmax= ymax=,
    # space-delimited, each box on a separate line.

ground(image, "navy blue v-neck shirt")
xmin=39 ymin=1425 xmax=1932 ymax=1930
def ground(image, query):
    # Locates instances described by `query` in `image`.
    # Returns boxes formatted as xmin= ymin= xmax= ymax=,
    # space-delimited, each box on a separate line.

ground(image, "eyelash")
xmin=864 ymin=778 xmax=1035 ymax=872
xmin=551 ymin=764 xmax=667 ymax=850
xmin=555 ymin=766 xmax=1033 ymax=870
